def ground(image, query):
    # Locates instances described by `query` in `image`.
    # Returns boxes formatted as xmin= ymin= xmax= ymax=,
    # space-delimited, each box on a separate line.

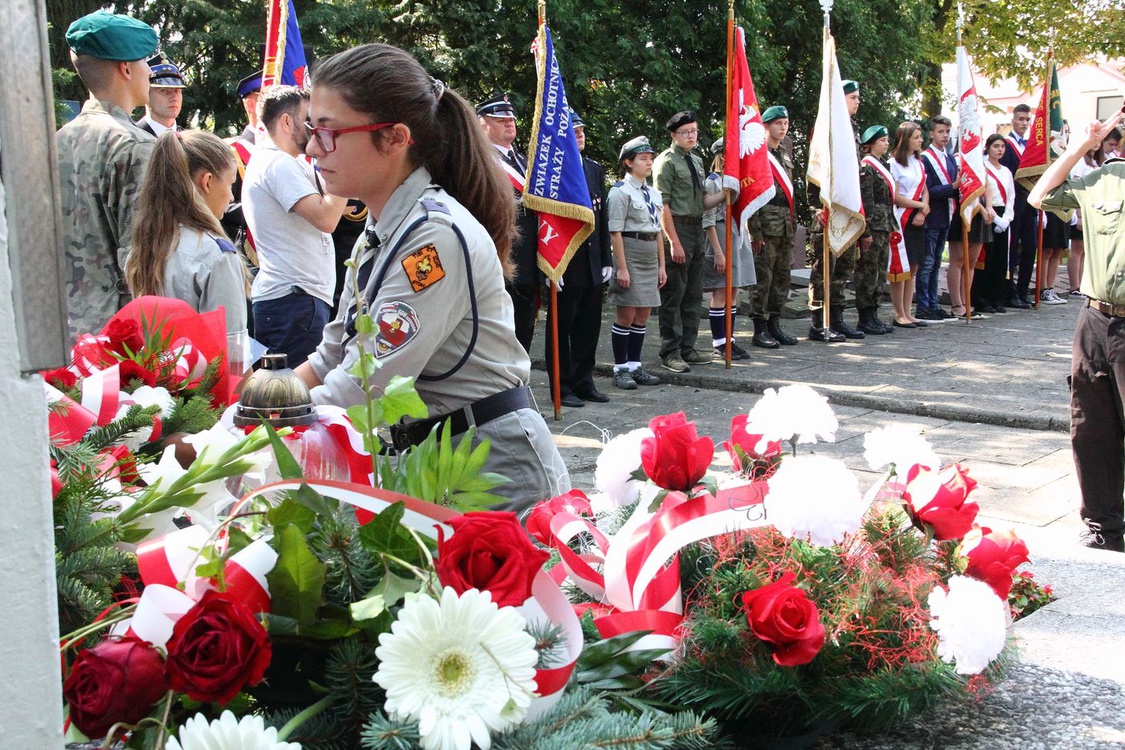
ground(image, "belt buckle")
xmin=1115 ymin=304 xmax=1125 ymax=318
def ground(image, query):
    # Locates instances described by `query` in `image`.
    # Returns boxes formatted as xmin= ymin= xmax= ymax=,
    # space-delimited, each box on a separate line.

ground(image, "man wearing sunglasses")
xmin=243 ymin=85 xmax=347 ymax=367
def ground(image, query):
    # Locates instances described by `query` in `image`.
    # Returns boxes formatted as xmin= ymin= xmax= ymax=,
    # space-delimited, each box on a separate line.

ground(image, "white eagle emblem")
xmin=739 ymin=91 xmax=767 ymax=158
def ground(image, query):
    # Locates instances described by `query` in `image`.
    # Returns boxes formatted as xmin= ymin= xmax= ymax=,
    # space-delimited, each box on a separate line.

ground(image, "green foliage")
xmin=1009 ymin=570 xmax=1056 ymax=621
xmin=377 ymin=421 xmax=508 ymax=510
xmin=313 ymin=506 xmax=384 ymax=605
xmin=575 ymin=631 xmax=669 ymax=692
xmin=267 ymin=524 xmax=328 ymax=625
xmin=158 ymin=394 xmax=220 ymax=442
xmin=79 ymin=404 xmax=158 ymax=452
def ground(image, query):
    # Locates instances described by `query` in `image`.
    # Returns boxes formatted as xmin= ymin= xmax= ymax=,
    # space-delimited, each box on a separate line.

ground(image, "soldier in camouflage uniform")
xmin=56 ymin=10 xmax=158 ymax=336
xmin=856 ymin=125 xmax=896 ymax=335
xmin=749 ymin=106 xmax=798 ymax=348
xmin=807 ymin=79 xmax=864 ymax=343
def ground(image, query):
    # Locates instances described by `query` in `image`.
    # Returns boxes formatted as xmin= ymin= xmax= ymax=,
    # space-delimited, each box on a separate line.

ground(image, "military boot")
xmin=872 ymin=307 xmax=895 ymax=334
xmin=829 ymin=308 xmax=866 ymax=340
xmin=767 ymin=315 xmax=798 ymax=346
xmin=808 ymin=310 xmax=845 ymax=343
xmin=857 ymin=308 xmax=886 ymax=335
xmin=752 ymin=317 xmax=780 ymax=349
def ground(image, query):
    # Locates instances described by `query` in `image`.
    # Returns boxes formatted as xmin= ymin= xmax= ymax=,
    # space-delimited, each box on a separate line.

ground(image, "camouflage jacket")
xmin=56 ymin=99 xmax=155 ymax=336
xmin=859 ymin=156 xmax=897 ymax=235
xmin=750 ymin=145 xmax=795 ymax=240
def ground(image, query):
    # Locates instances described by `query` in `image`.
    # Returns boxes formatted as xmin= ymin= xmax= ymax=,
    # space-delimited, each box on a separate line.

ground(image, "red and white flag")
xmin=956 ymin=45 xmax=985 ymax=224
xmin=724 ymin=27 xmax=774 ymax=232
xmin=806 ymin=29 xmax=865 ymax=256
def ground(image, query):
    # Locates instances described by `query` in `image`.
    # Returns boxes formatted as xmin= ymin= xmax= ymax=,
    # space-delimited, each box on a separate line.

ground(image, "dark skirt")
xmin=948 ymin=212 xmax=993 ymax=244
xmin=903 ymin=224 xmax=926 ymax=268
xmin=1043 ymin=212 xmax=1071 ymax=249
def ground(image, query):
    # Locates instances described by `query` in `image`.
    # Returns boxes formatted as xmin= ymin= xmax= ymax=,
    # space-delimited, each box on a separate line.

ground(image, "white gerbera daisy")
xmin=862 ymin=425 xmax=941 ymax=473
xmin=374 ymin=587 xmax=538 ymax=750
xmin=747 ymin=384 xmax=837 ymax=445
xmin=165 ymin=711 xmax=301 ymax=750
xmin=928 ymin=575 xmax=1009 ymax=675
xmin=762 ymin=455 xmax=865 ymax=546
xmin=594 ymin=428 xmax=653 ymax=506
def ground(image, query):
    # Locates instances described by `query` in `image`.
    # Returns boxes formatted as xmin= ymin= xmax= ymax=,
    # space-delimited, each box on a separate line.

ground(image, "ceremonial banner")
xmin=523 ymin=23 xmax=594 ymax=283
xmin=262 ymin=0 xmax=309 ymax=90
xmin=807 ymin=30 xmax=865 ymax=256
xmin=1016 ymin=55 xmax=1063 ymax=192
xmin=956 ymin=45 xmax=985 ymax=223
xmin=724 ymin=26 xmax=775 ymax=232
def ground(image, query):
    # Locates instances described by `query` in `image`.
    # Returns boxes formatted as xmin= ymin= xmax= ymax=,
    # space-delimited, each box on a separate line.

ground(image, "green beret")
xmin=619 ymin=135 xmax=655 ymax=162
xmin=66 ymin=10 xmax=158 ymax=62
xmin=842 ymin=79 xmax=859 ymax=95
xmin=861 ymin=125 xmax=889 ymax=145
xmin=761 ymin=105 xmax=789 ymax=123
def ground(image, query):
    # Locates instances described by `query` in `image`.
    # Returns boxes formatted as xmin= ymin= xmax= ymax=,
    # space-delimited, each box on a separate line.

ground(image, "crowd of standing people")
xmin=52 ymin=10 xmax=1125 ymax=534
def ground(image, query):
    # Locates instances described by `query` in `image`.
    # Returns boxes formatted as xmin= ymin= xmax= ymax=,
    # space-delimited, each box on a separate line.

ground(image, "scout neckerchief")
xmin=861 ymin=155 xmax=896 ymax=204
xmin=767 ymin=148 xmax=794 ymax=215
xmin=921 ymin=144 xmax=955 ymax=222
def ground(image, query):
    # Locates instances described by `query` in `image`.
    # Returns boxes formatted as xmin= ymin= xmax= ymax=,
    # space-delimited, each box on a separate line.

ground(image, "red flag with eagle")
xmin=724 ymin=27 xmax=775 ymax=231
xmin=956 ymin=45 xmax=985 ymax=223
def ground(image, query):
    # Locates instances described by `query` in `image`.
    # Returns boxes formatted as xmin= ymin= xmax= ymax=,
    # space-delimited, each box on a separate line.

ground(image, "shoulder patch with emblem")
xmin=401 ymin=243 xmax=446 ymax=292
xmin=374 ymin=301 xmax=420 ymax=357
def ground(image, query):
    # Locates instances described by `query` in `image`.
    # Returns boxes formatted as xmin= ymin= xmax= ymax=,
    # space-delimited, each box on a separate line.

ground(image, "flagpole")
xmin=536 ymin=0 xmax=563 ymax=420
xmin=723 ymin=0 xmax=735 ymax=367
xmin=1033 ymin=47 xmax=1050 ymax=311
xmin=821 ymin=13 xmax=832 ymax=333
xmin=958 ymin=6 xmax=971 ymax=324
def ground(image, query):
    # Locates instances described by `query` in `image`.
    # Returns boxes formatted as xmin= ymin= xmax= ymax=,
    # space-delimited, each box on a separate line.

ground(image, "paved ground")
xmin=526 ymin=275 xmax=1125 ymax=749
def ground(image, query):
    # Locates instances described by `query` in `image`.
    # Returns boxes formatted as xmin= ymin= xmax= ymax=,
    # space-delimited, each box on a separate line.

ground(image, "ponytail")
xmin=127 ymin=131 xmax=235 ymax=297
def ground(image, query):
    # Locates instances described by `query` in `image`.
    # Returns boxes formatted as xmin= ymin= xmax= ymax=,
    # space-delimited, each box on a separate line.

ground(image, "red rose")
xmin=118 ymin=359 xmax=157 ymax=388
xmin=165 ymin=590 xmax=271 ymax=705
xmin=62 ymin=636 xmax=166 ymax=739
xmin=103 ymin=318 xmax=145 ymax=357
xmin=436 ymin=511 xmax=550 ymax=607
xmin=43 ymin=367 xmax=78 ymax=391
xmin=640 ymin=412 xmax=715 ymax=492
xmin=903 ymin=464 xmax=980 ymax=541
xmin=960 ymin=526 xmax=1030 ymax=599
xmin=724 ymin=414 xmax=783 ymax=477
xmin=526 ymin=489 xmax=593 ymax=546
xmin=740 ymin=571 xmax=825 ymax=667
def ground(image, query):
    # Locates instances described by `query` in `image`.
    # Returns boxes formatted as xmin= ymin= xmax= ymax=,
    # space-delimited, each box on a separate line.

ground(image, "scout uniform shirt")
xmin=654 ymin=144 xmax=705 ymax=218
xmin=607 ymin=174 xmax=664 ymax=234
xmin=56 ymin=98 xmax=156 ymax=335
xmin=750 ymin=145 xmax=796 ymax=241
xmin=860 ymin=154 xmax=897 ymax=236
xmin=1041 ymin=159 xmax=1125 ymax=304
xmin=307 ymin=167 xmax=529 ymax=413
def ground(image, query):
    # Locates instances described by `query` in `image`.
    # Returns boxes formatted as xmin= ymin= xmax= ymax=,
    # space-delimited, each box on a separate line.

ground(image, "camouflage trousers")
xmin=855 ymin=230 xmax=890 ymax=310
xmin=808 ymin=227 xmax=856 ymax=309
xmin=752 ymin=234 xmax=792 ymax=318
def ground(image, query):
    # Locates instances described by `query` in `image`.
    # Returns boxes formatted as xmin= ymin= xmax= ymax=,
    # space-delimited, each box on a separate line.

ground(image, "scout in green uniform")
xmin=748 ymin=105 xmax=799 ymax=348
xmin=856 ymin=125 xmax=896 ymax=335
xmin=1030 ymin=111 xmax=1125 ymax=552
xmin=56 ymin=10 xmax=159 ymax=337
xmin=807 ymin=79 xmax=865 ymax=342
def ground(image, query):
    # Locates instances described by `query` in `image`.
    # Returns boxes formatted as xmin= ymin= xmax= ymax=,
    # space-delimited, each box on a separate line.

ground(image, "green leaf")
xmin=576 ymin=630 xmax=654 ymax=671
xmin=263 ymin=613 xmax=359 ymax=640
xmin=354 ymin=314 xmax=375 ymax=336
xmin=356 ymin=502 xmax=424 ymax=568
xmin=380 ymin=375 xmax=428 ymax=423
xmin=349 ymin=594 xmax=387 ymax=623
xmin=369 ymin=571 xmax=422 ymax=608
xmin=266 ymin=524 xmax=327 ymax=624
xmin=267 ymin=498 xmax=316 ymax=534
xmin=264 ymin=423 xmax=304 ymax=480
xmin=287 ymin=484 xmax=335 ymax=519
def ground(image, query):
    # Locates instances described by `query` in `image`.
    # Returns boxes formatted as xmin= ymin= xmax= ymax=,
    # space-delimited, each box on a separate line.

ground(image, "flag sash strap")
xmin=861 ymin=156 xmax=896 ymax=203
xmin=767 ymin=151 xmax=794 ymax=214
xmin=895 ymin=162 xmax=926 ymax=231
xmin=986 ymin=164 xmax=1007 ymax=205
xmin=1005 ymin=135 xmax=1025 ymax=156
xmin=498 ymin=157 xmax=526 ymax=192
xmin=922 ymin=147 xmax=952 ymax=184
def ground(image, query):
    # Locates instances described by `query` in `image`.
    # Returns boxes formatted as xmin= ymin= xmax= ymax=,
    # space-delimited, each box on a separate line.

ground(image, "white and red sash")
xmin=1005 ymin=134 xmax=1026 ymax=158
xmin=861 ymin=155 xmax=896 ymax=204
xmin=767 ymin=150 xmax=794 ymax=215
xmin=893 ymin=158 xmax=926 ymax=231
xmin=888 ymin=159 xmax=925 ymax=282
xmin=496 ymin=152 xmax=526 ymax=192
xmin=921 ymin=145 xmax=955 ymax=221
xmin=986 ymin=163 xmax=1008 ymax=207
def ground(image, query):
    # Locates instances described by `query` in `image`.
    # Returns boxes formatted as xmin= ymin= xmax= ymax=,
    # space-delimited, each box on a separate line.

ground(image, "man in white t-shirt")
xmin=244 ymin=85 xmax=346 ymax=366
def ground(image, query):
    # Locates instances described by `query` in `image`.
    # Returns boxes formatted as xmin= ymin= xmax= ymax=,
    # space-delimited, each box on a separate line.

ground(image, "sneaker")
xmin=715 ymin=343 xmax=752 ymax=360
xmin=682 ymin=349 xmax=714 ymax=364
xmin=632 ymin=367 xmax=661 ymax=386
xmin=1069 ymin=289 xmax=1087 ymax=299
xmin=661 ymin=354 xmax=690 ymax=373
xmin=915 ymin=309 xmax=944 ymax=322
xmin=1080 ymin=528 xmax=1125 ymax=552
xmin=1041 ymin=288 xmax=1067 ymax=305
xmin=937 ymin=308 xmax=957 ymax=320
xmin=612 ymin=369 xmax=638 ymax=390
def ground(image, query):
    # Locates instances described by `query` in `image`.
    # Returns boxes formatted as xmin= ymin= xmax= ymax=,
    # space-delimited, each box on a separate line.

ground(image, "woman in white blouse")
xmin=888 ymin=122 xmax=930 ymax=328
xmin=973 ymin=134 xmax=1016 ymax=313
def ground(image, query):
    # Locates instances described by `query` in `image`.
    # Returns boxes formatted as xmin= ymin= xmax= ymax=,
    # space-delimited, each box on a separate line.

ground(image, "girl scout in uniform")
xmin=296 ymin=43 xmax=569 ymax=511
xmin=606 ymin=136 xmax=666 ymax=390
xmin=857 ymin=125 xmax=895 ymax=335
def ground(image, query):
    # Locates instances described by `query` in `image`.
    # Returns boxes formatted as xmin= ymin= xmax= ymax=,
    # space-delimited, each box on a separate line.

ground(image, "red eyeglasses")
xmin=305 ymin=121 xmax=396 ymax=153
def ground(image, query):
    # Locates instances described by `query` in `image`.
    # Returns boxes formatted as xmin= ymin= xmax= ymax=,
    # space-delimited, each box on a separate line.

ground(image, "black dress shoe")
xmin=893 ymin=320 xmax=917 ymax=328
xmin=577 ymin=388 xmax=610 ymax=403
xmin=559 ymin=393 xmax=585 ymax=407
xmin=1007 ymin=296 xmax=1032 ymax=309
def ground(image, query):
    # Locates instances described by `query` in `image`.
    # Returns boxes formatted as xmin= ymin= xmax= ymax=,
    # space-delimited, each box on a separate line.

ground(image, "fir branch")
xmin=82 ymin=404 xmax=159 ymax=452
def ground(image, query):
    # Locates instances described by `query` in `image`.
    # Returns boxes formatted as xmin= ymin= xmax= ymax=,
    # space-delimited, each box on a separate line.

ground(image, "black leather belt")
xmin=1087 ymin=298 xmax=1125 ymax=317
xmin=389 ymin=386 xmax=531 ymax=451
xmin=621 ymin=231 xmax=659 ymax=241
